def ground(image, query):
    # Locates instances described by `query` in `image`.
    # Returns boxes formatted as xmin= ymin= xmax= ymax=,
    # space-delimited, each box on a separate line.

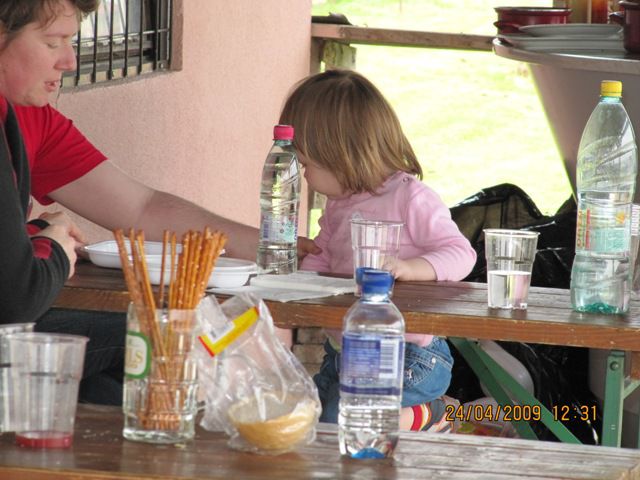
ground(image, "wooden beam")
xmin=311 ymin=23 xmax=494 ymax=52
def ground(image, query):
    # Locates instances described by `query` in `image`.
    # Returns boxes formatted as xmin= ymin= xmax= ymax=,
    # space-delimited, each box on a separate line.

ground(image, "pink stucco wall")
xmin=40 ymin=0 xmax=311 ymax=243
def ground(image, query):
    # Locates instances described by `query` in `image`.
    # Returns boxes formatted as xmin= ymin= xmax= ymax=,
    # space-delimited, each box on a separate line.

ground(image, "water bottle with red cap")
xmin=256 ymin=125 xmax=301 ymax=274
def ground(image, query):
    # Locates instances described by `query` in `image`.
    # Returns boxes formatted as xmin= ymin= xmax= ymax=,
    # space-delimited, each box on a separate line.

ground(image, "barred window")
xmin=62 ymin=0 xmax=172 ymax=87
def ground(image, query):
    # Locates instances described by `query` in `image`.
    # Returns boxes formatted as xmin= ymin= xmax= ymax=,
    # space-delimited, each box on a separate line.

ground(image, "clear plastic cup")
xmin=0 ymin=323 xmax=35 ymax=433
xmin=6 ymin=332 xmax=88 ymax=448
xmin=484 ymin=229 xmax=539 ymax=309
xmin=350 ymin=219 xmax=403 ymax=296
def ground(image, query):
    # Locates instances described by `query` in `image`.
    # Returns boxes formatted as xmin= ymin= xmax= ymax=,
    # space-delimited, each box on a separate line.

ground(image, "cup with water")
xmin=484 ymin=229 xmax=539 ymax=309
xmin=350 ymin=219 xmax=403 ymax=296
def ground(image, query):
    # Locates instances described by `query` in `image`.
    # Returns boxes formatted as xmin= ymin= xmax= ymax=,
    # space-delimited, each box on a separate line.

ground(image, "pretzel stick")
xmin=169 ymin=233 xmax=177 ymax=309
xmin=114 ymin=229 xmax=147 ymax=330
xmin=158 ymin=230 xmax=169 ymax=308
xmin=185 ymin=231 xmax=203 ymax=308
xmin=130 ymin=231 xmax=173 ymax=429
xmin=175 ymin=233 xmax=190 ymax=309
xmin=193 ymin=230 xmax=214 ymax=305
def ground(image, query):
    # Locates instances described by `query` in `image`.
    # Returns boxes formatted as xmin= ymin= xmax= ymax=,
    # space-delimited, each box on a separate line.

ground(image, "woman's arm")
xmin=0 ymin=106 xmax=73 ymax=323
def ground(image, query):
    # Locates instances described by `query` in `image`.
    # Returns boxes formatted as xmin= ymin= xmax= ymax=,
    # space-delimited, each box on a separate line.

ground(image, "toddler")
xmin=279 ymin=69 xmax=476 ymax=431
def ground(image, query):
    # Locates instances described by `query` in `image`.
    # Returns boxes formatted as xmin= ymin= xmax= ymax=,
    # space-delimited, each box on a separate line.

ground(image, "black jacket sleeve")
xmin=0 ymin=102 xmax=69 ymax=323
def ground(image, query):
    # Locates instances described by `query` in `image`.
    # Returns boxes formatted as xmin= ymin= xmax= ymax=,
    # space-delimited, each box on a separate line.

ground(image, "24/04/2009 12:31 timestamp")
xmin=445 ymin=403 xmax=597 ymax=423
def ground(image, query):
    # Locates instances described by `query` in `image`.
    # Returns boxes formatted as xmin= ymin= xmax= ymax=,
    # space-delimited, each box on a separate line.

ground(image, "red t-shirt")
xmin=14 ymin=104 xmax=107 ymax=205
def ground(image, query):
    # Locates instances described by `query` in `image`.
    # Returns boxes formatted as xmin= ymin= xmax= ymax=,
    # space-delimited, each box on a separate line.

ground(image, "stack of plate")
xmin=146 ymin=257 xmax=257 ymax=288
xmin=83 ymin=240 xmax=254 ymax=288
xmin=499 ymin=23 xmax=624 ymax=52
xmin=83 ymin=240 xmax=178 ymax=269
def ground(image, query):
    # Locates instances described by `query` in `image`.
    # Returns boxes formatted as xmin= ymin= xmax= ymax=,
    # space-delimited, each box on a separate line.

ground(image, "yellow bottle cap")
xmin=601 ymin=80 xmax=622 ymax=97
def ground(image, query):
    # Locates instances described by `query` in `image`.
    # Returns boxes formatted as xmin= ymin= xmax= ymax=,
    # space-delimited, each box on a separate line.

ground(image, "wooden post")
xmin=310 ymin=38 xmax=323 ymax=75
xmin=322 ymin=40 xmax=357 ymax=70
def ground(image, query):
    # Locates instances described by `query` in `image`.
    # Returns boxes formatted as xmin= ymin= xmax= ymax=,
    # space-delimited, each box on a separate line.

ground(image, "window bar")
xmin=74 ymin=17 xmax=83 ymax=86
xmin=138 ymin=0 xmax=144 ymax=74
xmin=162 ymin=0 xmax=173 ymax=68
xmin=108 ymin=0 xmax=115 ymax=80
xmin=123 ymin=0 xmax=130 ymax=76
xmin=91 ymin=7 xmax=99 ymax=83
xmin=154 ymin=0 xmax=160 ymax=69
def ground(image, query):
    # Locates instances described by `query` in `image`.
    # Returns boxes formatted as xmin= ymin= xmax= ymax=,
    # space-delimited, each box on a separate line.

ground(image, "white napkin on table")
xmin=208 ymin=271 xmax=355 ymax=302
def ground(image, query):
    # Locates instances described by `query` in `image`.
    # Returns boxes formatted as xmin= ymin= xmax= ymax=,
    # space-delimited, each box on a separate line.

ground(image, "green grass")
xmin=310 ymin=0 xmax=573 ymax=234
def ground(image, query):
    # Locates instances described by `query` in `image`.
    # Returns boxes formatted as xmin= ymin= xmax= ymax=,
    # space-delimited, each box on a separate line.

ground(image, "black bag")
xmin=451 ymin=183 xmax=576 ymax=289
xmin=446 ymin=183 xmax=601 ymax=443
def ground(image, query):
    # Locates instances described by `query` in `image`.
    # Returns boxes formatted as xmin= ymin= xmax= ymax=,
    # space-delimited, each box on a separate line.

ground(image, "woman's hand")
xmin=38 ymin=211 xmax=87 ymax=245
xmin=37 ymin=212 xmax=86 ymax=278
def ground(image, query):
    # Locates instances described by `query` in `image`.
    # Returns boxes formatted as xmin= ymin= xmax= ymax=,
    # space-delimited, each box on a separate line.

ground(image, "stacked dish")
xmin=84 ymin=240 xmax=253 ymax=288
xmin=146 ymin=257 xmax=257 ymax=288
xmin=83 ymin=240 xmax=180 ymax=269
xmin=499 ymin=23 xmax=624 ymax=53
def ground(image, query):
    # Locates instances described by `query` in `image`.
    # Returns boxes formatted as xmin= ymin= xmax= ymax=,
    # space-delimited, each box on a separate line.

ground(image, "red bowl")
xmin=494 ymin=7 xmax=571 ymax=34
xmin=611 ymin=1 xmax=640 ymax=53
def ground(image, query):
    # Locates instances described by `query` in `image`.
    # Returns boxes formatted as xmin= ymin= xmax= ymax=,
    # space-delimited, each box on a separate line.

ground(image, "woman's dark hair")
xmin=0 ymin=0 xmax=99 ymax=42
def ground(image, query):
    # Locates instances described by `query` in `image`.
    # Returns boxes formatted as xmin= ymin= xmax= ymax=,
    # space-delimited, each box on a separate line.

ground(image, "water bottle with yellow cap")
xmin=570 ymin=80 xmax=638 ymax=314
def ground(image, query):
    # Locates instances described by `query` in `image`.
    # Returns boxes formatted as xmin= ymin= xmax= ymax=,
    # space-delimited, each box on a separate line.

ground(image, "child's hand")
xmin=386 ymin=258 xmax=412 ymax=280
xmin=385 ymin=257 xmax=437 ymax=282
xmin=297 ymin=236 xmax=322 ymax=261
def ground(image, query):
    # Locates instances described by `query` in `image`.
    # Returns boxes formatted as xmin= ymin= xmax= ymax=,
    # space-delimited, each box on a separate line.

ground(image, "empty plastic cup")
xmin=6 ymin=332 xmax=88 ymax=448
xmin=350 ymin=219 xmax=403 ymax=296
xmin=0 ymin=323 xmax=34 ymax=433
xmin=484 ymin=229 xmax=539 ymax=309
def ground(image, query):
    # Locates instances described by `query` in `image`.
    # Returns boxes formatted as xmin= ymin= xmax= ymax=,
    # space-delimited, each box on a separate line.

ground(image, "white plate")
xmin=83 ymin=240 xmax=182 ymax=269
xmin=499 ymin=34 xmax=624 ymax=52
xmin=147 ymin=257 xmax=257 ymax=288
xmin=147 ymin=257 xmax=258 ymax=288
xmin=519 ymin=23 xmax=622 ymax=38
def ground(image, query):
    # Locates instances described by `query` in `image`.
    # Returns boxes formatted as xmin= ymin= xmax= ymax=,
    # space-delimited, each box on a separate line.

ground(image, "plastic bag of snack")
xmin=196 ymin=293 xmax=321 ymax=455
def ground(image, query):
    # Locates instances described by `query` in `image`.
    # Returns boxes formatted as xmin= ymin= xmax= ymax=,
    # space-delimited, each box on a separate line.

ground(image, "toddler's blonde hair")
xmin=279 ymin=69 xmax=422 ymax=194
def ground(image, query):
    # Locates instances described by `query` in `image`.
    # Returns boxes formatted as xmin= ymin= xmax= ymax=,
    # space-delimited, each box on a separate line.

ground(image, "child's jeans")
xmin=313 ymin=336 xmax=453 ymax=423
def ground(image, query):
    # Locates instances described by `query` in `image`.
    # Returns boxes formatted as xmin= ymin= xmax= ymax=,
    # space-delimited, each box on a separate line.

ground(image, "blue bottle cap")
xmin=359 ymin=268 xmax=394 ymax=295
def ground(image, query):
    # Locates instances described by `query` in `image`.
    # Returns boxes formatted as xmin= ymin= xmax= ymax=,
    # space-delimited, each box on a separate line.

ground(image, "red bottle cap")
xmin=273 ymin=125 xmax=294 ymax=141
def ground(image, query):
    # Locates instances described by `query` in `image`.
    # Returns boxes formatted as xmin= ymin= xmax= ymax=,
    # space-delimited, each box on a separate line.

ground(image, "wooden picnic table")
xmin=56 ymin=263 xmax=640 ymax=352
xmin=54 ymin=261 xmax=640 ymax=447
xmin=0 ymin=404 xmax=638 ymax=480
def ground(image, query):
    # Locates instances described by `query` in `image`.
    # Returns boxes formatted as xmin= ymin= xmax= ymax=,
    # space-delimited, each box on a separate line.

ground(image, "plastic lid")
xmin=273 ymin=125 xmax=294 ymax=140
xmin=360 ymin=269 xmax=394 ymax=296
xmin=601 ymin=80 xmax=622 ymax=97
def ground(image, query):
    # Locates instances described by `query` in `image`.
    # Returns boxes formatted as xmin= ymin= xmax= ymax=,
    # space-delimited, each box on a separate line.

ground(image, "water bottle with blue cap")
xmin=338 ymin=269 xmax=405 ymax=459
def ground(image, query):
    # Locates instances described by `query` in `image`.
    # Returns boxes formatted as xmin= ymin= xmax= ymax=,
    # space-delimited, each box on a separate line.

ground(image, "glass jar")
xmin=122 ymin=305 xmax=199 ymax=444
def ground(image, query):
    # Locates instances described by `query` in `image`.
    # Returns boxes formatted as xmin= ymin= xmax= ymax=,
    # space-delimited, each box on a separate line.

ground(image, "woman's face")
xmin=0 ymin=0 xmax=78 ymax=106
xmin=298 ymin=153 xmax=348 ymax=200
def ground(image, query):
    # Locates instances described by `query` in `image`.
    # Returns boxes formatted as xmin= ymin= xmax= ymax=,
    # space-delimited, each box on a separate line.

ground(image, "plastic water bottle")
xmin=256 ymin=125 xmax=301 ymax=274
xmin=570 ymin=80 xmax=638 ymax=314
xmin=338 ymin=269 xmax=405 ymax=459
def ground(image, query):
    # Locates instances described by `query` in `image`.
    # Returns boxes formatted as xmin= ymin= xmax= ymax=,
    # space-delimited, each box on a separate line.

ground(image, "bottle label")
xmin=260 ymin=213 xmax=298 ymax=244
xmin=576 ymin=206 xmax=630 ymax=253
xmin=340 ymin=333 xmax=404 ymax=396
xmin=124 ymin=331 xmax=151 ymax=379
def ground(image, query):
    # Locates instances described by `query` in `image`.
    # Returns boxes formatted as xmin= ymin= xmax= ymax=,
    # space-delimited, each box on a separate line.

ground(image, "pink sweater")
xmin=301 ymin=171 xmax=477 ymax=347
